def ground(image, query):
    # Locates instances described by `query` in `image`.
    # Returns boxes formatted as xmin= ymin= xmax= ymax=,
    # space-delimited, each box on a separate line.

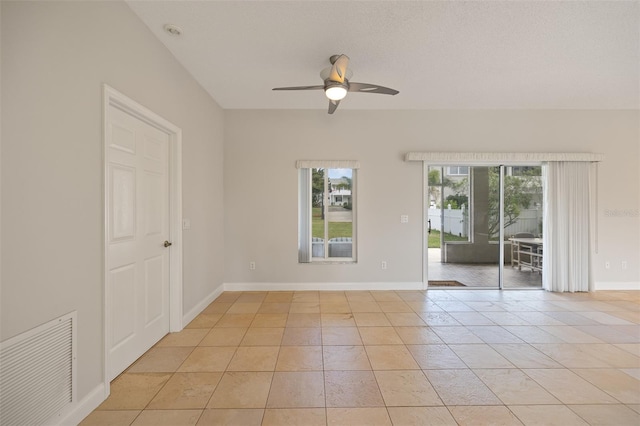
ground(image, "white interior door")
xmin=106 ymin=105 xmax=171 ymax=380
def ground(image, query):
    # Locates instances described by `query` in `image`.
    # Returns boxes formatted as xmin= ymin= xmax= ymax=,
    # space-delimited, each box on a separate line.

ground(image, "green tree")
xmin=445 ymin=193 xmax=468 ymax=209
xmin=336 ymin=176 xmax=351 ymax=191
xmin=428 ymin=168 xmax=458 ymax=207
xmin=312 ymin=168 xmax=325 ymax=219
xmin=427 ymin=169 xmax=441 ymax=207
xmin=312 ymin=168 xmax=324 ymax=206
xmin=447 ymin=176 xmax=469 ymax=208
xmin=487 ymin=167 xmax=542 ymax=239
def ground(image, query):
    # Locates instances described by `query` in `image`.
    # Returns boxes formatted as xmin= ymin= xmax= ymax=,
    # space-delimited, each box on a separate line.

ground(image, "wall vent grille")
xmin=0 ymin=312 xmax=77 ymax=425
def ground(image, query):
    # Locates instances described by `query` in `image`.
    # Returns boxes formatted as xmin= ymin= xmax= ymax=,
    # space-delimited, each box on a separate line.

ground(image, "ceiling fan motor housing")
xmin=324 ymin=79 xmax=349 ymax=91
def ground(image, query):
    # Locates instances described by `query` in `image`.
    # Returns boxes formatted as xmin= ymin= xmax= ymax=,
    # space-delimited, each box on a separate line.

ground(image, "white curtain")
xmin=543 ymin=162 xmax=595 ymax=292
xmin=298 ymin=168 xmax=312 ymax=263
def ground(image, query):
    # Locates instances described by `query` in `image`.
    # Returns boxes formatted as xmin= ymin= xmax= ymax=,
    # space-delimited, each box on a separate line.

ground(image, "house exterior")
xmin=329 ymin=177 xmax=352 ymax=206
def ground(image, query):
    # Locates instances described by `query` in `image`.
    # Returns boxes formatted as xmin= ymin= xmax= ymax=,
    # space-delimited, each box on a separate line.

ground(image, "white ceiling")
xmin=127 ymin=1 xmax=639 ymax=111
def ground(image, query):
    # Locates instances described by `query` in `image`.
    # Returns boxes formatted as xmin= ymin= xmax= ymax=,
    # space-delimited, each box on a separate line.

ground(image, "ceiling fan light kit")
xmin=324 ymin=83 xmax=348 ymax=101
xmin=273 ymin=54 xmax=399 ymax=114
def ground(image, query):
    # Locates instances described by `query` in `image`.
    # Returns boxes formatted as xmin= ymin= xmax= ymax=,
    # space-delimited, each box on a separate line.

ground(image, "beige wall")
xmin=224 ymin=110 xmax=639 ymax=287
xmin=1 ymin=0 xmax=225 ymax=400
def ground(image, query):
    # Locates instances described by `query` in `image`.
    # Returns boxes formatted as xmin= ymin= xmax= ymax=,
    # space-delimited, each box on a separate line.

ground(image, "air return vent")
xmin=1 ymin=312 xmax=77 ymax=425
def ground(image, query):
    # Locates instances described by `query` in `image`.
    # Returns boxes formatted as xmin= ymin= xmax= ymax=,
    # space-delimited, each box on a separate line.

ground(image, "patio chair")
xmin=513 ymin=232 xmax=535 ymax=271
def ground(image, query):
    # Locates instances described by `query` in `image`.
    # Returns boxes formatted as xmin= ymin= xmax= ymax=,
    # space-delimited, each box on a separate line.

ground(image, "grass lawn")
xmin=428 ymin=230 xmax=468 ymax=248
xmin=312 ymin=207 xmax=352 ymax=239
xmin=311 ymin=208 xmax=466 ymax=244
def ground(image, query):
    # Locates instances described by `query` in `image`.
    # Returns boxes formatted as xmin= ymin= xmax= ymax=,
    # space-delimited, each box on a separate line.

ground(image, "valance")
xmin=296 ymin=160 xmax=360 ymax=169
xmin=404 ymin=152 xmax=603 ymax=164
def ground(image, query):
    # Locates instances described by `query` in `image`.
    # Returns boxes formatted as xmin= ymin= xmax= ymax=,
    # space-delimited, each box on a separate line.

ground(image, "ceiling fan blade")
xmin=328 ymin=99 xmax=340 ymax=114
xmin=272 ymin=85 xmax=324 ymax=91
xmin=329 ymin=54 xmax=350 ymax=83
xmin=348 ymin=82 xmax=399 ymax=95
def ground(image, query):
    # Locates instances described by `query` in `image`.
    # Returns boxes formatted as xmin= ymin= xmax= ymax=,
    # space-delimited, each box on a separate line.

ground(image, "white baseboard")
xmin=182 ymin=283 xmax=225 ymax=326
xmin=594 ymin=281 xmax=640 ymax=291
xmin=224 ymin=281 xmax=640 ymax=292
xmin=224 ymin=282 xmax=425 ymax=291
xmin=58 ymin=285 xmax=225 ymax=426
xmin=53 ymin=382 xmax=105 ymax=426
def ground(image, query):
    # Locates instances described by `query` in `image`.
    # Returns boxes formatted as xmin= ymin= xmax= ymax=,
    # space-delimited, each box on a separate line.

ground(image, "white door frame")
xmin=102 ymin=85 xmax=183 ymax=395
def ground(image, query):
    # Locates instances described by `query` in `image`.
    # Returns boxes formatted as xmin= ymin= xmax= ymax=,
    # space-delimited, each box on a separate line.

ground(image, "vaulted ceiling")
xmin=127 ymin=1 xmax=639 ymax=111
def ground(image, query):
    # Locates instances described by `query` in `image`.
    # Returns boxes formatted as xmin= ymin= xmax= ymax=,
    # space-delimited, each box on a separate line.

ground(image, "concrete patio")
xmin=428 ymin=249 xmax=542 ymax=289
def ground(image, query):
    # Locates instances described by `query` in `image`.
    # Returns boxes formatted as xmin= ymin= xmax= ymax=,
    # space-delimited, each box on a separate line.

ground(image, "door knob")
xmin=164 ymin=241 xmax=172 ymax=248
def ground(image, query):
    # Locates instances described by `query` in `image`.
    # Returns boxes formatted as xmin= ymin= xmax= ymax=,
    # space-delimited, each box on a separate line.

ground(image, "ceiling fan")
xmin=273 ymin=54 xmax=399 ymax=114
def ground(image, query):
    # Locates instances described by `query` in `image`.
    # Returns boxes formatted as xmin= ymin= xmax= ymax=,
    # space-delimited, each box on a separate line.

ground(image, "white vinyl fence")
xmin=428 ymin=207 xmax=468 ymax=237
xmin=428 ymin=207 xmax=542 ymax=238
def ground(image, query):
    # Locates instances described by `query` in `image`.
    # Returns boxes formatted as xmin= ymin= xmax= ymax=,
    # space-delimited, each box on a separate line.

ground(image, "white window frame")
xmin=297 ymin=160 xmax=359 ymax=263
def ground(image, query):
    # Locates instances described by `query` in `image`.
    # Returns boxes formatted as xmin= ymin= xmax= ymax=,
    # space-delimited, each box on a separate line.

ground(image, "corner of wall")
xmin=182 ymin=283 xmax=225 ymax=326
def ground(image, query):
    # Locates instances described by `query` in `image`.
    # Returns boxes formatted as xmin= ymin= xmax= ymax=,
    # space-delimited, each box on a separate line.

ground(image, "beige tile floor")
xmin=82 ymin=289 xmax=640 ymax=425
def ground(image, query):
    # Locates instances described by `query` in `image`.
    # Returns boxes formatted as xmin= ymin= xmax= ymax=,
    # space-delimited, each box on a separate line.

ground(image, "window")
xmin=508 ymin=166 xmax=540 ymax=177
xmin=447 ymin=166 xmax=469 ymax=176
xmin=297 ymin=161 xmax=358 ymax=262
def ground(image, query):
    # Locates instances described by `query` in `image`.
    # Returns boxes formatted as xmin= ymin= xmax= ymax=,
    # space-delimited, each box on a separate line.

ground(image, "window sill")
xmin=306 ymin=259 xmax=357 ymax=265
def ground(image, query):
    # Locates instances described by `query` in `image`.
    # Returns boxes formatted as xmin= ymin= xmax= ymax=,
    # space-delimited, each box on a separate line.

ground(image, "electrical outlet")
xmin=381 ymin=261 xmax=387 ymax=270
xmin=605 ymin=261 xmax=610 ymax=269
xmin=249 ymin=261 xmax=256 ymax=270
xmin=621 ymin=260 xmax=627 ymax=270
xmin=400 ymin=215 xmax=409 ymax=223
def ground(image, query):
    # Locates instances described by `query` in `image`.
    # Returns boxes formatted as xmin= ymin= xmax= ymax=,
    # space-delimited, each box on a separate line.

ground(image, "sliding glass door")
xmin=426 ymin=164 xmax=543 ymax=289
xmin=501 ymin=166 xmax=543 ymax=288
